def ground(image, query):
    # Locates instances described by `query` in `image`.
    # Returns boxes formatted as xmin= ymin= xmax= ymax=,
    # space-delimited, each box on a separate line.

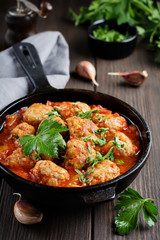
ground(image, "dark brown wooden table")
xmin=0 ymin=1 xmax=159 ymax=239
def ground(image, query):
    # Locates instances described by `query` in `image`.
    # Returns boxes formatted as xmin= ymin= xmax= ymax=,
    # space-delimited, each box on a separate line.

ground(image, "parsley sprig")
xmin=19 ymin=119 xmax=68 ymax=158
xmin=76 ymin=109 xmax=99 ymax=120
xmin=115 ymin=188 xmax=158 ymax=235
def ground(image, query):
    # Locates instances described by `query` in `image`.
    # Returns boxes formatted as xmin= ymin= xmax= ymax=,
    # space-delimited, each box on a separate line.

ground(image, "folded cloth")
xmin=0 ymin=31 xmax=70 ymax=110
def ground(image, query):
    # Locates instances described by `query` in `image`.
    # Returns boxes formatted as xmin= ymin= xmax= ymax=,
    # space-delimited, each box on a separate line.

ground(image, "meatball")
xmin=105 ymin=132 xmax=137 ymax=157
xmin=11 ymin=122 xmax=36 ymax=138
xmin=4 ymin=148 xmax=37 ymax=169
xmin=65 ymin=138 xmax=96 ymax=169
xmin=92 ymin=113 xmax=127 ymax=133
xmin=41 ymin=115 xmax=66 ymax=127
xmin=23 ymin=103 xmax=52 ymax=125
xmin=66 ymin=116 xmax=98 ymax=140
xmin=30 ymin=160 xmax=70 ymax=187
xmin=86 ymin=159 xmax=120 ymax=185
xmin=57 ymin=101 xmax=91 ymax=119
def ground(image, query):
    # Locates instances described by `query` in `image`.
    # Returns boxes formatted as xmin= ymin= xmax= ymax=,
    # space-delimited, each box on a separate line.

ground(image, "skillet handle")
xmin=81 ymin=186 xmax=115 ymax=204
xmin=13 ymin=42 xmax=54 ymax=93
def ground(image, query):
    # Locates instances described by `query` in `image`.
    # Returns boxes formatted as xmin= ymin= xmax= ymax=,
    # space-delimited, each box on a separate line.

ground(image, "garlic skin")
xmin=76 ymin=61 xmax=99 ymax=86
xmin=108 ymin=70 xmax=148 ymax=86
xmin=14 ymin=193 xmax=43 ymax=225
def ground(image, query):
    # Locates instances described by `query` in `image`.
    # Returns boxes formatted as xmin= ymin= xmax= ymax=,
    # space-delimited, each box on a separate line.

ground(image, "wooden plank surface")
xmin=0 ymin=0 xmax=159 ymax=240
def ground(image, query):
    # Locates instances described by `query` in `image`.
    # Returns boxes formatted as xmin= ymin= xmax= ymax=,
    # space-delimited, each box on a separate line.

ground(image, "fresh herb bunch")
xmin=69 ymin=0 xmax=160 ymax=60
xmin=19 ymin=119 xmax=68 ymax=158
xmin=92 ymin=24 xmax=131 ymax=42
xmin=115 ymin=188 xmax=158 ymax=235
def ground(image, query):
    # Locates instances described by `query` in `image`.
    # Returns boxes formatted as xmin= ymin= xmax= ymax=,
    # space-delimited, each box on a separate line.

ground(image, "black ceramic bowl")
xmin=88 ymin=19 xmax=137 ymax=59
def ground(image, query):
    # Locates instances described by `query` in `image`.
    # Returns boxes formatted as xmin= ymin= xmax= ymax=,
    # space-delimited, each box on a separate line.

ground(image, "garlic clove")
xmin=108 ymin=70 xmax=148 ymax=86
xmin=75 ymin=61 xmax=99 ymax=86
xmin=13 ymin=193 xmax=43 ymax=225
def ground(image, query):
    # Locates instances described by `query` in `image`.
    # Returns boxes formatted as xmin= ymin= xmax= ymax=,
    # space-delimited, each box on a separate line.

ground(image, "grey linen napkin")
xmin=0 ymin=31 xmax=70 ymax=110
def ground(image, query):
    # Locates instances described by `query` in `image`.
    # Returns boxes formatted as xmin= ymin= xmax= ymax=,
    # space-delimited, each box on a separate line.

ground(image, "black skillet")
xmin=0 ymin=42 xmax=151 ymax=207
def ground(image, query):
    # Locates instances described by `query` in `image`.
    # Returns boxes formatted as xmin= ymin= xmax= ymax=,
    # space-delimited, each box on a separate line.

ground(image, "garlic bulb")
xmin=75 ymin=61 xmax=99 ymax=86
xmin=13 ymin=193 xmax=43 ymax=225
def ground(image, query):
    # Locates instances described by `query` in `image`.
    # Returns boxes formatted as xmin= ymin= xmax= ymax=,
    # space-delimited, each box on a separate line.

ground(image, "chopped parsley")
xmin=76 ymin=147 xmax=115 ymax=184
xmin=104 ymin=146 xmax=114 ymax=160
xmin=75 ymin=169 xmax=91 ymax=185
xmin=46 ymin=106 xmax=61 ymax=119
xmin=95 ymin=114 xmax=108 ymax=123
xmin=92 ymin=127 xmax=109 ymax=134
xmin=80 ymin=136 xmax=91 ymax=141
xmin=87 ymin=144 xmax=92 ymax=154
xmin=76 ymin=109 xmax=99 ymax=120
xmin=115 ymin=159 xmax=125 ymax=165
xmin=92 ymin=137 xmax=107 ymax=146
xmin=113 ymin=136 xmax=124 ymax=149
xmin=92 ymin=24 xmax=131 ymax=42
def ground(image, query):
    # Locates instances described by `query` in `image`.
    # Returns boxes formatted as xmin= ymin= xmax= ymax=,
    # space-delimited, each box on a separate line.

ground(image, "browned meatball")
xmin=11 ymin=122 xmax=36 ymax=138
xmin=23 ymin=103 xmax=52 ymax=125
xmin=65 ymin=138 xmax=96 ymax=169
xmin=105 ymin=132 xmax=137 ymax=157
xmin=66 ymin=116 xmax=98 ymax=140
xmin=4 ymin=148 xmax=37 ymax=169
xmin=57 ymin=101 xmax=91 ymax=119
xmin=92 ymin=113 xmax=127 ymax=133
xmin=86 ymin=159 xmax=120 ymax=185
xmin=30 ymin=160 xmax=70 ymax=186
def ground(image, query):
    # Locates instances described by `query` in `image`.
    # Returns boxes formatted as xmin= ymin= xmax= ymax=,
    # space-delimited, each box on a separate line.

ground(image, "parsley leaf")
xmin=19 ymin=119 xmax=68 ymax=158
xmin=115 ymin=204 xmax=142 ymax=235
xmin=115 ymin=188 xmax=158 ymax=235
xmin=76 ymin=109 xmax=99 ymax=120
